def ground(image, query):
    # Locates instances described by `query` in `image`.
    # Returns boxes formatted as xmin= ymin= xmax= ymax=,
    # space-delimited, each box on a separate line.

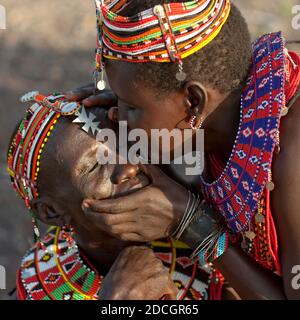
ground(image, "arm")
xmin=270 ymin=95 xmax=300 ymax=300
xmin=180 ymin=206 xmax=287 ymax=300
xmin=214 ymin=245 xmax=286 ymax=300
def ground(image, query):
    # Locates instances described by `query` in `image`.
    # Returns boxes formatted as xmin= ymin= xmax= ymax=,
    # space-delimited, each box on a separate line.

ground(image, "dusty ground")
xmin=0 ymin=0 xmax=299 ymax=299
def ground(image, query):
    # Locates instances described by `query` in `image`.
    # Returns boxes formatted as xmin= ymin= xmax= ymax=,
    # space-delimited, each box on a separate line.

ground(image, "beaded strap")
xmin=198 ymin=230 xmax=230 ymax=266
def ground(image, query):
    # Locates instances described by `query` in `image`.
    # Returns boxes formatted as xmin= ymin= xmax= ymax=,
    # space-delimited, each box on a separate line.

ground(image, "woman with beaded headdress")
xmin=8 ymin=93 xmax=217 ymax=300
xmin=64 ymin=0 xmax=300 ymax=299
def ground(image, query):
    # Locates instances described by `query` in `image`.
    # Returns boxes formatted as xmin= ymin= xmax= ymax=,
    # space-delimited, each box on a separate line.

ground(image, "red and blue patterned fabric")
xmin=199 ymin=32 xmax=286 ymax=234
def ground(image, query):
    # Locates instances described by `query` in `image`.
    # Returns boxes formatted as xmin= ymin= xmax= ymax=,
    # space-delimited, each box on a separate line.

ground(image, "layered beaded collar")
xmin=199 ymin=32 xmax=288 ymax=233
xmin=19 ymin=227 xmax=101 ymax=300
xmin=18 ymin=227 xmax=211 ymax=300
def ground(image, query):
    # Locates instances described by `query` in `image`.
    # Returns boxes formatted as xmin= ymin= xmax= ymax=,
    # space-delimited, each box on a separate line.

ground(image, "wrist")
xmin=171 ymin=191 xmax=201 ymax=239
xmin=180 ymin=201 xmax=223 ymax=251
xmin=167 ymin=188 xmax=192 ymax=236
xmin=178 ymin=201 xmax=233 ymax=266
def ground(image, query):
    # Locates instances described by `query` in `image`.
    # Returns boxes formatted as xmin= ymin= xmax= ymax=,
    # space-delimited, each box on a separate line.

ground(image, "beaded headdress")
xmin=7 ymin=92 xmax=100 ymax=248
xmin=94 ymin=0 xmax=231 ymax=89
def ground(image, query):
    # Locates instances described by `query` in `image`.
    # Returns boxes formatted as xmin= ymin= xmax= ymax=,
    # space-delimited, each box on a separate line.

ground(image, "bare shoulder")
xmin=271 ymin=94 xmax=300 ymax=298
xmin=272 ymin=94 xmax=300 ymax=202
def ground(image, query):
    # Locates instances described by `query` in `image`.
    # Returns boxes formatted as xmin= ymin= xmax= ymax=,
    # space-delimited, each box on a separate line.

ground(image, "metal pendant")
xmin=255 ymin=213 xmax=265 ymax=224
xmin=245 ymin=231 xmax=256 ymax=241
xmin=97 ymin=80 xmax=106 ymax=91
xmin=266 ymin=181 xmax=275 ymax=191
xmin=281 ymin=106 xmax=289 ymax=117
xmin=176 ymin=70 xmax=187 ymax=82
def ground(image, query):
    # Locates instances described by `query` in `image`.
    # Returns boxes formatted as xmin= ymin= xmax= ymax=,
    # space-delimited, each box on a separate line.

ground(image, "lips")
xmin=111 ymin=173 xmax=150 ymax=198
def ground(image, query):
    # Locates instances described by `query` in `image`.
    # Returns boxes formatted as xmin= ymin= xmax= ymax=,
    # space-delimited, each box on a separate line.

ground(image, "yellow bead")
xmin=281 ymin=106 xmax=288 ymax=117
xmin=37 ymin=161 xmax=40 ymax=166
xmin=47 ymin=132 xmax=50 ymax=137
xmin=44 ymin=137 xmax=48 ymax=143
xmin=41 ymin=144 xmax=45 ymax=148
xmin=36 ymin=168 xmax=40 ymax=172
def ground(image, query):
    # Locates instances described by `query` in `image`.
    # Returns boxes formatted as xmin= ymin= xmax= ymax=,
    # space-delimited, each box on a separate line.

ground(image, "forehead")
xmin=106 ymin=60 xmax=162 ymax=107
xmin=106 ymin=60 xmax=137 ymax=92
xmin=49 ymin=108 xmax=115 ymax=170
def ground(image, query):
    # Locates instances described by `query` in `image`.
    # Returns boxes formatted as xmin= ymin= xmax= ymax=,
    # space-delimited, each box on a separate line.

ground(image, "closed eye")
xmin=89 ymin=162 xmax=99 ymax=174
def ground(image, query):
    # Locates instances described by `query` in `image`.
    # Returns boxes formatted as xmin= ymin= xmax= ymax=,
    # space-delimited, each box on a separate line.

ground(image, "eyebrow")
xmin=73 ymin=144 xmax=99 ymax=178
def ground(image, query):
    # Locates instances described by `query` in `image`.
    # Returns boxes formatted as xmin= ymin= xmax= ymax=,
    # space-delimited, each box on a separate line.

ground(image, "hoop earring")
xmin=189 ymin=116 xmax=203 ymax=130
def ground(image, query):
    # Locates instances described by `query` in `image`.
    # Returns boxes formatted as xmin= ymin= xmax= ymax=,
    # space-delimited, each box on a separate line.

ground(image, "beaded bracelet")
xmin=178 ymin=201 xmax=231 ymax=265
xmin=197 ymin=230 xmax=230 ymax=266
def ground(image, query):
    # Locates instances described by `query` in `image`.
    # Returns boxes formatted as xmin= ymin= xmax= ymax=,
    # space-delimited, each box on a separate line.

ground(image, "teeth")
xmin=20 ymin=91 xmax=39 ymax=103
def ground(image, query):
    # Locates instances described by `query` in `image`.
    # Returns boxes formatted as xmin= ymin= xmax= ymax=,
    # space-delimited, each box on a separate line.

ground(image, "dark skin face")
xmin=30 ymin=107 xmax=179 ymax=299
xmin=32 ymin=108 xmax=150 ymax=273
xmin=105 ymin=60 xmax=240 ymax=159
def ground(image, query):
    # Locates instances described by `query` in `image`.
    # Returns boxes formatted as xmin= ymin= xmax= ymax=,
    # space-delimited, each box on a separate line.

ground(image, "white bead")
xmin=153 ymin=5 xmax=164 ymax=17
xmin=97 ymin=80 xmax=106 ymax=91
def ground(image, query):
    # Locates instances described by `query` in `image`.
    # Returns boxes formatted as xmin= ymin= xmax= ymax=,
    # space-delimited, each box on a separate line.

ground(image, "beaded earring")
xmin=94 ymin=1 xmax=106 ymax=91
xmin=189 ymin=116 xmax=204 ymax=130
xmin=61 ymin=225 xmax=75 ymax=251
xmin=30 ymin=209 xmax=48 ymax=252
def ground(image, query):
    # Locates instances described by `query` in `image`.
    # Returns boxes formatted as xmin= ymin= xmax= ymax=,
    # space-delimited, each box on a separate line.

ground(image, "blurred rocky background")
xmin=0 ymin=0 xmax=299 ymax=299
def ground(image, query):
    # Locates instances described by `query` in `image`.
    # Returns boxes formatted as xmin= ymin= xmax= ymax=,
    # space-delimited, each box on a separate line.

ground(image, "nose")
xmin=111 ymin=164 xmax=139 ymax=184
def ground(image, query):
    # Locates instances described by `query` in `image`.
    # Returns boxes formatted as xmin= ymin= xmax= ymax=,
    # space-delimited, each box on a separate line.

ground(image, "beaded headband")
xmin=94 ymin=0 xmax=231 ymax=89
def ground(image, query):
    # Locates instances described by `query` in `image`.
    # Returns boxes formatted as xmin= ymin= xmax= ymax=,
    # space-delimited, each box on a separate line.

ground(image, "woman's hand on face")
xmin=99 ymin=246 xmax=178 ymax=300
xmin=64 ymin=83 xmax=117 ymax=108
xmin=82 ymin=165 xmax=190 ymax=242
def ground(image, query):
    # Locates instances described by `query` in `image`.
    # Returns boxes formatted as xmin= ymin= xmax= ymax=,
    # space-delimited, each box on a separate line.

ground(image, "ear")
xmin=183 ymin=81 xmax=208 ymax=118
xmin=30 ymin=197 xmax=66 ymax=227
xmin=108 ymin=107 xmax=119 ymax=123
